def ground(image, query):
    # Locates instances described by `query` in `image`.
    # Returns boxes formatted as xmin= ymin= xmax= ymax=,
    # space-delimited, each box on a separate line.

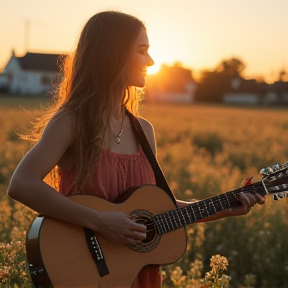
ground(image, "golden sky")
xmin=0 ymin=0 xmax=287 ymax=82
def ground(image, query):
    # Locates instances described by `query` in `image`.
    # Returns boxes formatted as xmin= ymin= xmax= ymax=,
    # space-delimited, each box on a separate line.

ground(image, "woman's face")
xmin=126 ymin=27 xmax=154 ymax=87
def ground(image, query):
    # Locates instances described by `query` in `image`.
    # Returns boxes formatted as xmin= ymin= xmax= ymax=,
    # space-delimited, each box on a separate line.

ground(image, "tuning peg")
xmin=260 ymin=167 xmax=273 ymax=176
xmin=272 ymin=163 xmax=281 ymax=171
xmin=284 ymin=162 xmax=288 ymax=168
xmin=277 ymin=193 xmax=285 ymax=199
xmin=273 ymin=194 xmax=279 ymax=201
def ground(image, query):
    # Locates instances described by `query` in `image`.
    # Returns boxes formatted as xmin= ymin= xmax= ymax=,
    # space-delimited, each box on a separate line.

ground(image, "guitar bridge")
xmin=84 ymin=228 xmax=109 ymax=277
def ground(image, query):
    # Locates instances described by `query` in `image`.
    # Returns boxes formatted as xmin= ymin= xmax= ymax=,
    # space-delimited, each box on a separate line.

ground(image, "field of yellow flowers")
xmin=0 ymin=96 xmax=288 ymax=287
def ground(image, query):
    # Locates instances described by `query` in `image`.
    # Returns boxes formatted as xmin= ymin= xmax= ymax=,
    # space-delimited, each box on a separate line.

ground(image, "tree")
xmin=216 ymin=57 xmax=246 ymax=77
xmin=194 ymin=57 xmax=246 ymax=102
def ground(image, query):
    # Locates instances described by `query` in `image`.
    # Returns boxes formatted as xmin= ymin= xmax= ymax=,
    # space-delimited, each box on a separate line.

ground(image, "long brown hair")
xmin=30 ymin=11 xmax=145 ymax=192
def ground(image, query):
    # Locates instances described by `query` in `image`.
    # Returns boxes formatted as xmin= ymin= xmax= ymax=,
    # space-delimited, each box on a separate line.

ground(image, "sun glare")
xmin=147 ymin=63 xmax=161 ymax=74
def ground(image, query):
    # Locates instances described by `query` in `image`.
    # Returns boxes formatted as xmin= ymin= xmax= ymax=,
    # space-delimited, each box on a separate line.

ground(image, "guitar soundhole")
xmin=128 ymin=209 xmax=161 ymax=253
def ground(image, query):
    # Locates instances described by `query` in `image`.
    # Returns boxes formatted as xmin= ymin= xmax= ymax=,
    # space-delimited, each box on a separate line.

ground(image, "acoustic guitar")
xmin=26 ymin=163 xmax=288 ymax=288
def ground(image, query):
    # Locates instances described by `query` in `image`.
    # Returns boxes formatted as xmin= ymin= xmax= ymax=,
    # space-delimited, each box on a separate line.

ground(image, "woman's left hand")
xmin=229 ymin=192 xmax=265 ymax=216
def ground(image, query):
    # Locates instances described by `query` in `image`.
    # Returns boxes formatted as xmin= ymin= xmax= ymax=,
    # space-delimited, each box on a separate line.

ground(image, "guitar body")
xmin=26 ymin=185 xmax=187 ymax=288
xmin=26 ymin=162 xmax=288 ymax=287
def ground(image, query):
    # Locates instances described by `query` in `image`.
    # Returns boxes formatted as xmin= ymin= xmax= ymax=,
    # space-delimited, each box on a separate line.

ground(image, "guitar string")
xmin=130 ymin=184 xmax=267 ymax=234
xmin=132 ymin=193 xmax=254 ymax=234
xmin=134 ymin=185 xmax=284 ymax=235
xmin=133 ymin=185 xmax=265 ymax=230
xmin=135 ymin=186 xmax=286 ymax=236
xmin=130 ymin=191 xmax=264 ymax=234
xmin=141 ymin=195 xmax=247 ymax=234
xmin=133 ymin=182 xmax=274 ymax=233
xmin=130 ymin=198 xmax=242 ymax=233
xmin=153 ymin=184 xmax=265 ymax=225
xmin=130 ymin=180 xmax=286 ymax=237
xmin=134 ymin=192 xmax=255 ymax=229
xmin=129 ymin=197 xmax=245 ymax=234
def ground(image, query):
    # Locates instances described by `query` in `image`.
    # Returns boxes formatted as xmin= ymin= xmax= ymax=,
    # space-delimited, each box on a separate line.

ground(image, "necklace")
xmin=112 ymin=109 xmax=125 ymax=144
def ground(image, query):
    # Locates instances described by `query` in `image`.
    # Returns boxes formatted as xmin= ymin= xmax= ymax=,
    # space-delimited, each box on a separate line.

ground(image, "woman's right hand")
xmin=95 ymin=211 xmax=147 ymax=245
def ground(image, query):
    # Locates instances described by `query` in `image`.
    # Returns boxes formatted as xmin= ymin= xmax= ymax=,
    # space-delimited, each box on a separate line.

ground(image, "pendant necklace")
xmin=112 ymin=109 xmax=125 ymax=144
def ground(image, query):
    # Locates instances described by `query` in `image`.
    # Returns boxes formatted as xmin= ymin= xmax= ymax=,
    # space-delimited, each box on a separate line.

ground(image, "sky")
xmin=0 ymin=0 xmax=287 ymax=82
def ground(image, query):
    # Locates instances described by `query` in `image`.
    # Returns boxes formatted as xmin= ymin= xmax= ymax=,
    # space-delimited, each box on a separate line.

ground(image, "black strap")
xmin=127 ymin=111 xmax=177 ymax=205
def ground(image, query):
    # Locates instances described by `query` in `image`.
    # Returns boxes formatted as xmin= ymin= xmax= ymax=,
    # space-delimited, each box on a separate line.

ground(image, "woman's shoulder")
xmin=137 ymin=116 xmax=154 ymax=132
xmin=137 ymin=116 xmax=156 ymax=155
xmin=51 ymin=110 xmax=74 ymax=125
xmin=45 ymin=111 xmax=74 ymax=133
xmin=41 ymin=110 xmax=74 ymax=146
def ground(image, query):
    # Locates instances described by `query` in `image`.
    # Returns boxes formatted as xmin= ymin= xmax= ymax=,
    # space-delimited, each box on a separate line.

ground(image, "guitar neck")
xmin=153 ymin=181 xmax=265 ymax=235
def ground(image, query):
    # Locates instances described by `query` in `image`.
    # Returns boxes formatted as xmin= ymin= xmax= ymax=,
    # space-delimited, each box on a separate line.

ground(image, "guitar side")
xmin=26 ymin=185 xmax=187 ymax=288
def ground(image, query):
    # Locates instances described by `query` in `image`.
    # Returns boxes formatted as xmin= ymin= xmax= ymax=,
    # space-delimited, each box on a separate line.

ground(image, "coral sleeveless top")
xmin=59 ymin=145 xmax=162 ymax=288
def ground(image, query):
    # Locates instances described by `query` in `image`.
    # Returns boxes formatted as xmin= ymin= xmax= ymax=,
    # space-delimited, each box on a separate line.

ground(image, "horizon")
xmin=0 ymin=0 xmax=287 ymax=83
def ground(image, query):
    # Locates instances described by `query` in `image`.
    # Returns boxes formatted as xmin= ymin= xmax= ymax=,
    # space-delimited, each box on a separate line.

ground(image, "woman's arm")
xmin=8 ymin=113 xmax=96 ymax=227
xmin=7 ymin=113 xmax=146 ymax=245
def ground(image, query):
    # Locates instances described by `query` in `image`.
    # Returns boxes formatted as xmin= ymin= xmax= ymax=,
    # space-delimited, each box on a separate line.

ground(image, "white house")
xmin=223 ymin=77 xmax=288 ymax=105
xmin=223 ymin=77 xmax=267 ymax=105
xmin=223 ymin=93 xmax=260 ymax=105
xmin=1 ymin=51 xmax=65 ymax=95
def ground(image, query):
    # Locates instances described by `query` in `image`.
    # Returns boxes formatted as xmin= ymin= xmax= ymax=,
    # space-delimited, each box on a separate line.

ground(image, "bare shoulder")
xmin=40 ymin=111 xmax=75 ymax=160
xmin=137 ymin=117 xmax=154 ymax=133
xmin=45 ymin=111 xmax=74 ymax=136
xmin=137 ymin=117 xmax=157 ymax=155
xmin=20 ymin=112 xmax=74 ymax=177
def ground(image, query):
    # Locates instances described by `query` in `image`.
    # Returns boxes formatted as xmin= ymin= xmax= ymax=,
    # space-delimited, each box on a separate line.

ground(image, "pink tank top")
xmin=59 ymin=145 xmax=162 ymax=288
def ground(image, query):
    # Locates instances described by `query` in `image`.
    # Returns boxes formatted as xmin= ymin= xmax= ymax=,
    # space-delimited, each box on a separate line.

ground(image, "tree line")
xmin=194 ymin=57 xmax=246 ymax=103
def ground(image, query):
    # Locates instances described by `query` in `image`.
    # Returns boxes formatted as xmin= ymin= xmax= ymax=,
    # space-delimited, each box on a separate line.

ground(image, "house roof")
xmin=229 ymin=77 xmax=270 ymax=93
xmin=16 ymin=52 xmax=65 ymax=72
xmin=270 ymin=81 xmax=288 ymax=92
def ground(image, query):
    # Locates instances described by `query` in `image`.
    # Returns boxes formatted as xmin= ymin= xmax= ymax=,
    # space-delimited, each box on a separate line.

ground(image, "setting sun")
xmin=147 ymin=63 xmax=161 ymax=74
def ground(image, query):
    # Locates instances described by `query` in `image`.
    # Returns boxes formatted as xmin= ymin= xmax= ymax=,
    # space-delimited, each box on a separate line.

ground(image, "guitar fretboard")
xmin=153 ymin=181 xmax=264 ymax=235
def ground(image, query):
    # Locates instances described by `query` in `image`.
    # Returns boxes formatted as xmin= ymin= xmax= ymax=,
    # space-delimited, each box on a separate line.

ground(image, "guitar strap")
xmin=127 ymin=110 xmax=177 ymax=205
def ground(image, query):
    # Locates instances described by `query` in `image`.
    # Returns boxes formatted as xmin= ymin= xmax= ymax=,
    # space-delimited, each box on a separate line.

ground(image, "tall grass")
xmin=1 ymin=98 xmax=288 ymax=287
xmin=141 ymin=103 xmax=288 ymax=288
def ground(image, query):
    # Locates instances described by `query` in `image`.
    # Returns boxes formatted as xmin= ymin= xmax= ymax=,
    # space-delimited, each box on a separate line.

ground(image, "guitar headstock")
xmin=260 ymin=162 xmax=288 ymax=200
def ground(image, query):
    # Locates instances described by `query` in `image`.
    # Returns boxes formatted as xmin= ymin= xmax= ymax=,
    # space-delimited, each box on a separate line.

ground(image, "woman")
xmin=7 ymin=11 xmax=264 ymax=288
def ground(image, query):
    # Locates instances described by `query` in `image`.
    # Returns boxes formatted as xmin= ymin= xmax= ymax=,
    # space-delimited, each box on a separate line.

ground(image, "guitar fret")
xmin=175 ymin=210 xmax=182 ymax=227
xmin=196 ymin=202 xmax=203 ymax=219
xmin=217 ymin=195 xmax=224 ymax=210
xmin=225 ymin=193 xmax=231 ymax=209
xmin=164 ymin=212 xmax=172 ymax=232
xmin=179 ymin=209 xmax=187 ymax=226
xmin=184 ymin=207 xmax=192 ymax=224
xmin=172 ymin=211 xmax=180 ymax=228
xmin=159 ymin=214 xmax=167 ymax=234
xmin=156 ymin=215 xmax=165 ymax=235
xmin=189 ymin=205 xmax=197 ymax=222
xmin=171 ymin=213 xmax=177 ymax=229
xmin=231 ymin=191 xmax=238 ymax=202
xmin=167 ymin=212 xmax=175 ymax=231
xmin=199 ymin=202 xmax=209 ymax=219
xmin=203 ymin=201 xmax=210 ymax=216
xmin=208 ymin=199 xmax=217 ymax=214
xmin=154 ymin=215 xmax=162 ymax=235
